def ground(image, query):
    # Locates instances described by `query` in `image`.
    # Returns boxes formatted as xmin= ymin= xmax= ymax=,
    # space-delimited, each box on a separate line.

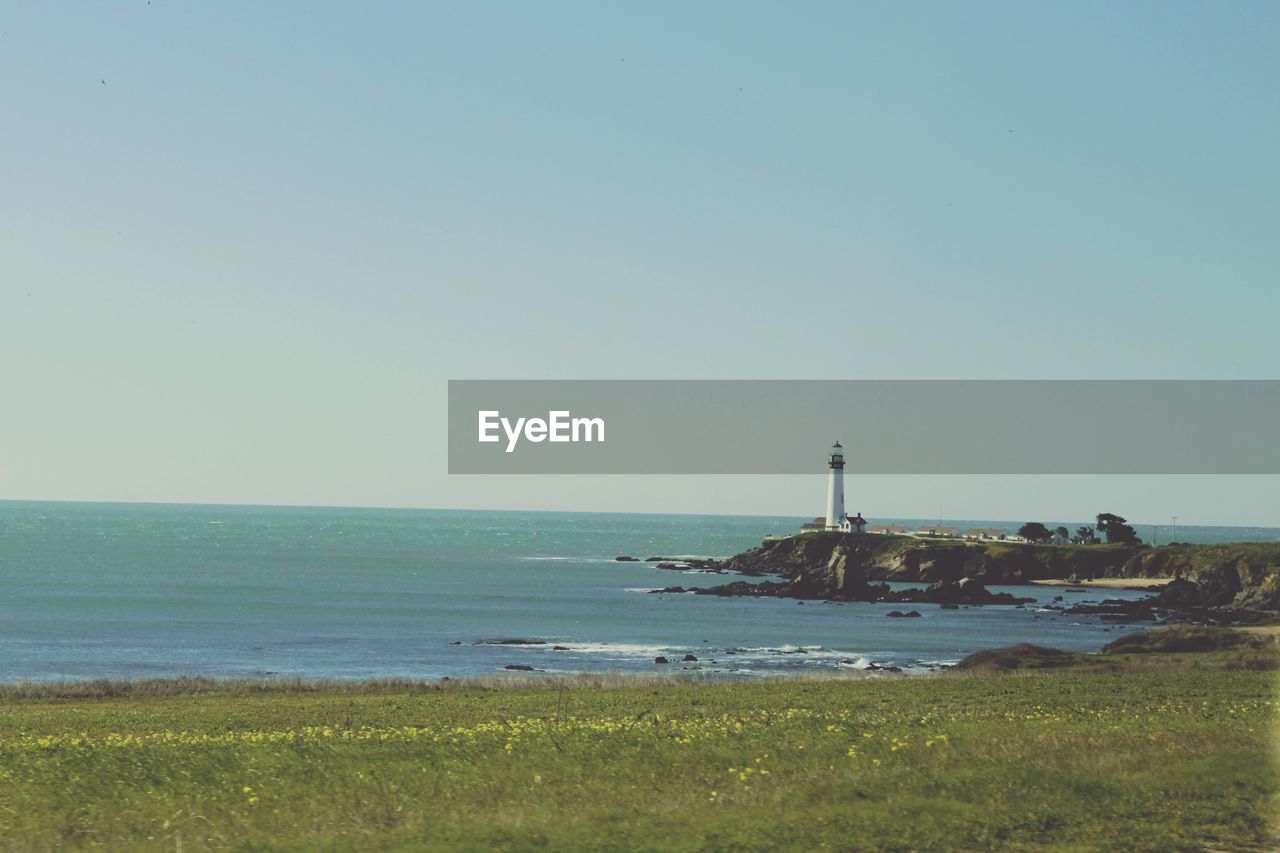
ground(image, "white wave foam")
xmin=625 ymin=587 xmax=694 ymax=594
xmin=725 ymin=644 xmax=838 ymax=656
xmin=549 ymin=641 xmax=673 ymax=657
xmin=522 ymin=640 xmax=913 ymax=675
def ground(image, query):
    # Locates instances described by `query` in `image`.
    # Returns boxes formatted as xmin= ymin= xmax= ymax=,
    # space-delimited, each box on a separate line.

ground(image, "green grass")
xmin=0 ymin=668 xmax=1275 ymax=851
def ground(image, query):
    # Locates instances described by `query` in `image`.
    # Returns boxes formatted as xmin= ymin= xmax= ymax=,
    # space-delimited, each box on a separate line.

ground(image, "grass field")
xmin=0 ymin=662 xmax=1275 ymax=851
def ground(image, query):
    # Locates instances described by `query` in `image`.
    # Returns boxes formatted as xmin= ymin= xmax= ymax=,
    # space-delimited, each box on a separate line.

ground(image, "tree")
xmin=1018 ymin=522 xmax=1052 ymax=543
xmin=1096 ymin=513 xmax=1142 ymax=545
xmin=1054 ymin=526 xmax=1069 ymax=540
xmin=1075 ymin=526 xmax=1099 ymax=544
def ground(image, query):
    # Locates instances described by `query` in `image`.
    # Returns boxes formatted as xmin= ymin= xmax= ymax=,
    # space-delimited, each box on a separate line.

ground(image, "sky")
xmin=1 ymin=2 xmax=1277 ymax=525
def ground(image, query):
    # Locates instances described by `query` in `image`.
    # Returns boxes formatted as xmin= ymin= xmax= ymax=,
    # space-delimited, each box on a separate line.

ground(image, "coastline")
xmin=701 ymin=532 xmax=1280 ymax=615
xmin=2 ymin=621 xmax=1272 ymax=695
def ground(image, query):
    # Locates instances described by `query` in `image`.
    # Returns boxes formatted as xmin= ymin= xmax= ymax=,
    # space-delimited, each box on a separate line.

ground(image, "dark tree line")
xmin=1017 ymin=522 xmax=1052 ymax=542
xmin=1095 ymin=513 xmax=1141 ymax=544
xmin=1018 ymin=513 xmax=1142 ymax=545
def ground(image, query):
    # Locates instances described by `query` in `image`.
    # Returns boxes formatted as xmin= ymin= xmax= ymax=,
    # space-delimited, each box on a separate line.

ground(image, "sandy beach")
xmin=1030 ymin=577 xmax=1173 ymax=589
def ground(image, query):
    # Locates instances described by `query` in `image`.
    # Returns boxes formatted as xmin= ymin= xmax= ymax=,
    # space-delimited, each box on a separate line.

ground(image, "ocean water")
xmin=0 ymin=502 xmax=1275 ymax=683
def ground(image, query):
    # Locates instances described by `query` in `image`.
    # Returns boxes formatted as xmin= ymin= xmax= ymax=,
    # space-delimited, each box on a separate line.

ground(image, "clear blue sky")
xmin=2 ymin=2 xmax=1277 ymax=524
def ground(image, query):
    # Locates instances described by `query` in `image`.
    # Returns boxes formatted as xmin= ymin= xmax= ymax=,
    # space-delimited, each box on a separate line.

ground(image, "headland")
xmin=631 ymin=532 xmax=1280 ymax=619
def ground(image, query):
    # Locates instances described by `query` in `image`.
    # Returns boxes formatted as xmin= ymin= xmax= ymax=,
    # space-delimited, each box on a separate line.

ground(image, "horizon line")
xmin=0 ymin=497 xmax=1274 ymax=530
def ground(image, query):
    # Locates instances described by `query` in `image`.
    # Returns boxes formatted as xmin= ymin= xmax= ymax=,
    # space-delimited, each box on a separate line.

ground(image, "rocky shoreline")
xmin=617 ymin=533 xmax=1280 ymax=623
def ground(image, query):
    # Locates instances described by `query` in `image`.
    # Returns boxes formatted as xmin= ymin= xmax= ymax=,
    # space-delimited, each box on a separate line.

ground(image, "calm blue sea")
xmin=0 ymin=502 xmax=1275 ymax=683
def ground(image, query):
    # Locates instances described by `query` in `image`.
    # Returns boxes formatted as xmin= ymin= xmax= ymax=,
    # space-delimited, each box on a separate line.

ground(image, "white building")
xmin=915 ymin=525 xmax=959 ymax=538
xmin=825 ymin=442 xmax=845 ymax=530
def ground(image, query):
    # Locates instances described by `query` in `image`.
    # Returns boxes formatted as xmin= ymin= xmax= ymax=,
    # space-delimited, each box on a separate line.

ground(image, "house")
xmin=915 ymin=525 xmax=959 ymax=538
xmin=868 ymin=524 xmax=907 ymax=536
xmin=964 ymin=528 xmax=1008 ymax=541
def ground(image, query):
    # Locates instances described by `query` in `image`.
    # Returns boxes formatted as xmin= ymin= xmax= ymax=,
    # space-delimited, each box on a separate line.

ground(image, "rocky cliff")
xmin=720 ymin=534 xmax=1280 ymax=611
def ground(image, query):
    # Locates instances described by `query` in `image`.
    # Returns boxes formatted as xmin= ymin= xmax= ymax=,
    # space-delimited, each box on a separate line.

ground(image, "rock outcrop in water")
xmin=708 ymin=533 xmax=1280 ymax=612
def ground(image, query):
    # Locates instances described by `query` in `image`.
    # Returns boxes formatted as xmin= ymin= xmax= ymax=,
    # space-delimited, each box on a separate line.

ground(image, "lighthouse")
xmin=825 ymin=442 xmax=845 ymax=531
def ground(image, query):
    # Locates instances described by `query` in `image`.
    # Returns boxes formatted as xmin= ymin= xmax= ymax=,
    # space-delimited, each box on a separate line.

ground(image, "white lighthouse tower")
xmin=825 ymin=442 xmax=845 ymax=531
